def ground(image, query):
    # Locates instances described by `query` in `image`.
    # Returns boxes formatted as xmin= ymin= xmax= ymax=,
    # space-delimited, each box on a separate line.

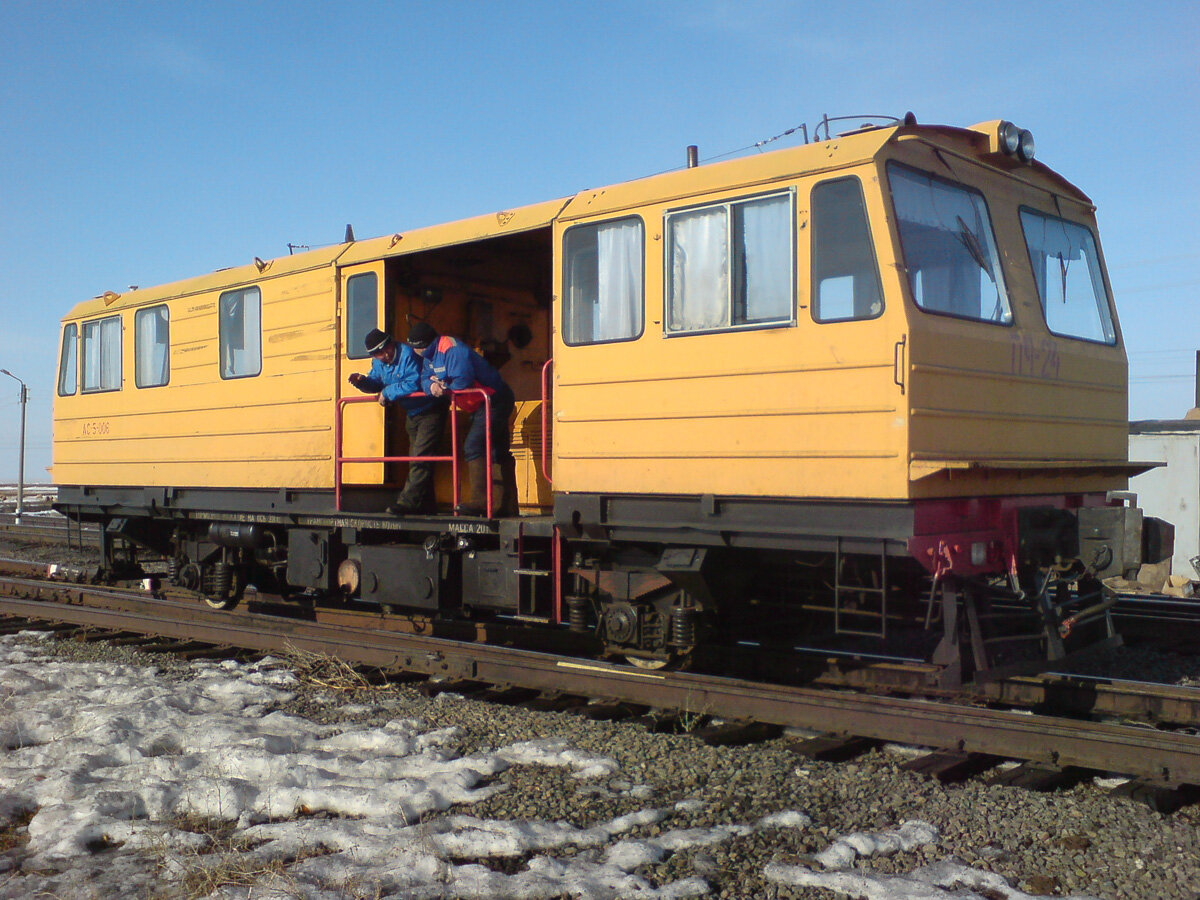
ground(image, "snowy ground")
xmin=0 ymin=631 xmax=1104 ymax=900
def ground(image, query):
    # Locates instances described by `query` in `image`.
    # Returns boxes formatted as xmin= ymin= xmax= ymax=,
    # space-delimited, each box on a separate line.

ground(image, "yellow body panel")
xmin=55 ymin=263 xmax=341 ymax=489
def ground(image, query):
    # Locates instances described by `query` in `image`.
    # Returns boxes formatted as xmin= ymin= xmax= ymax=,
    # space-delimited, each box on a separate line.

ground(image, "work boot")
xmin=455 ymin=457 xmax=488 ymax=516
xmin=385 ymin=497 xmax=422 ymax=516
xmin=493 ymin=456 xmax=519 ymax=517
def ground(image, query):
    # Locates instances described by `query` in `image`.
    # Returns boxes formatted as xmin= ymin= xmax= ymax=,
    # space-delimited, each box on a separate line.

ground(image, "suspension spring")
xmin=565 ymin=595 xmax=591 ymax=632
xmin=669 ymin=600 xmax=698 ymax=648
xmin=209 ymin=562 xmax=232 ymax=599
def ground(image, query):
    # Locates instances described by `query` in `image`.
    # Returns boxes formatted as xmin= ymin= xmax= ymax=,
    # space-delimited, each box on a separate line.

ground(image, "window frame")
xmin=561 ymin=215 xmax=646 ymax=347
xmin=809 ymin=176 xmax=884 ymax=323
xmin=81 ymin=314 xmax=123 ymax=394
xmin=345 ymin=272 xmax=379 ymax=360
xmin=134 ymin=304 xmax=171 ymax=389
xmin=887 ymin=161 xmax=1013 ymax=328
xmin=57 ymin=323 xmax=78 ymax=397
xmin=1018 ymin=206 xmax=1117 ymax=346
xmin=663 ymin=188 xmax=796 ymax=338
xmin=218 ymin=285 xmax=263 ymax=380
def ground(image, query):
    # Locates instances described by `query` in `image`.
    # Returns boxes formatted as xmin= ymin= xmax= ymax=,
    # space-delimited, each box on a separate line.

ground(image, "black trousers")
xmin=463 ymin=385 xmax=515 ymax=464
xmin=397 ymin=405 xmax=448 ymax=509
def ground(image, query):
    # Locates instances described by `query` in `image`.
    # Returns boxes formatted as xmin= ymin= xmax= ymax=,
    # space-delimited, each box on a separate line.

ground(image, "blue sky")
xmin=1 ymin=0 xmax=1197 ymax=482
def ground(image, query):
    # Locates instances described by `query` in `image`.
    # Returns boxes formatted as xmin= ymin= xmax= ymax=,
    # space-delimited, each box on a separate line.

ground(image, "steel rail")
xmin=2 ymin=582 xmax=1199 ymax=787
xmin=0 ymin=515 xmax=99 ymax=545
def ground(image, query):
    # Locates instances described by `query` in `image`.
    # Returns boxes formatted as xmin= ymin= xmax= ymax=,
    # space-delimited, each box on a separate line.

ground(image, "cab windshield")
xmin=888 ymin=163 xmax=1012 ymax=325
xmin=1020 ymin=209 xmax=1116 ymax=344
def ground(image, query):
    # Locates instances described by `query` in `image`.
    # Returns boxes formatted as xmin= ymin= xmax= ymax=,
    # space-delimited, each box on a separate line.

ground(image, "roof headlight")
xmin=998 ymin=121 xmax=1022 ymax=156
xmin=1017 ymin=129 xmax=1036 ymax=163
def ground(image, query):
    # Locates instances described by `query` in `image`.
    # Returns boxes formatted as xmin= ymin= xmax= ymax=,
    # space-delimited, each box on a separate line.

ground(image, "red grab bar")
xmin=335 ymin=389 xmax=492 ymax=516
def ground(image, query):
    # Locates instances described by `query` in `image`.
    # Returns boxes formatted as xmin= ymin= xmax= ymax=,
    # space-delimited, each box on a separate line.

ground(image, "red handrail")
xmin=335 ymin=389 xmax=492 ymax=516
xmin=540 ymin=358 xmax=553 ymax=485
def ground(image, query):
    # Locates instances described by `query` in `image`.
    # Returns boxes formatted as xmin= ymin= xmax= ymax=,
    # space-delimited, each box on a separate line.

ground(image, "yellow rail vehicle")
xmin=53 ymin=115 xmax=1169 ymax=685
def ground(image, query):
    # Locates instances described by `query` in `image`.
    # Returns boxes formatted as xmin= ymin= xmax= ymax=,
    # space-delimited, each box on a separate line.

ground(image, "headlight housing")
xmin=996 ymin=121 xmax=1035 ymax=164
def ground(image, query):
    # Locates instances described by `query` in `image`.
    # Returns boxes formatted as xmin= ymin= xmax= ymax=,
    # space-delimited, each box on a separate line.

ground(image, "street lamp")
xmin=0 ymin=369 xmax=27 ymax=524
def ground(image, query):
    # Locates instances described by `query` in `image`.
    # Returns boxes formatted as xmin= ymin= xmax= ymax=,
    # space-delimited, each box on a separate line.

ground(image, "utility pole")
xmin=0 ymin=369 xmax=27 ymax=524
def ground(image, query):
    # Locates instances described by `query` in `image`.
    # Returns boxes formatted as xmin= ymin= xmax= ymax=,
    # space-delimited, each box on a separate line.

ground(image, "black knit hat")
xmin=406 ymin=321 xmax=437 ymax=349
xmin=364 ymin=329 xmax=391 ymax=353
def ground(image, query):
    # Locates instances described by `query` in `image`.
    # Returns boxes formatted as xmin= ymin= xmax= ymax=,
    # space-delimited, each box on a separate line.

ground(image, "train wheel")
xmin=624 ymin=651 xmax=692 ymax=671
xmin=626 ymin=655 xmax=670 ymax=670
xmin=202 ymin=564 xmax=243 ymax=611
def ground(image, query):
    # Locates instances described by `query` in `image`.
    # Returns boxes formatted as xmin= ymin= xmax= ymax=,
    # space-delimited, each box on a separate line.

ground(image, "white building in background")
xmin=1129 ymin=416 xmax=1200 ymax=579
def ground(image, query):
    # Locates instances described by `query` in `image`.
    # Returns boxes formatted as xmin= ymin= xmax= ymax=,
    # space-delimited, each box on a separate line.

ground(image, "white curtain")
xmin=83 ymin=317 xmax=121 ymax=391
xmin=595 ymin=219 xmax=642 ymax=341
xmin=741 ymin=195 xmax=792 ymax=322
xmin=82 ymin=322 xmax=100 ymax=391
xmin=100 ymin=317 xmax=122 ymax=389
xmin=669 ymin=207 xmax=729 ymax=331
xmin=136 ymin=307 xmax=169 ymax=386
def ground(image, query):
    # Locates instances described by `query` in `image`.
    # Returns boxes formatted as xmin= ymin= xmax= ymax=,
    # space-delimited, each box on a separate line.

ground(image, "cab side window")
xmin=345 ymin=273 xmax=378 ymax=359
xmin=665 ymin=191 xmax=793 ymax=334
xmin=58 ymin=324 xmax=78 ymax=396
xmin=563 ymin=217 xmax=644 ymax=345
xmin=219 ymin=286 xmax=262 ymax=379
xmin=135 ymin=305 xmax=170 ymax=388
xmin=811 ymin=178 xmax=883 ymax=321
xmin=81 ymin=315 xmax=122 ymax=393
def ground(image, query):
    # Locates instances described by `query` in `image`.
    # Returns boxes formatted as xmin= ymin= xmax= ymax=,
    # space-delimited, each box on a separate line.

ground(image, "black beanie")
xmin=406 ymin=322 xmax=437 ymax=349
xmin=364 ymin=329 xmax=390 ymax=353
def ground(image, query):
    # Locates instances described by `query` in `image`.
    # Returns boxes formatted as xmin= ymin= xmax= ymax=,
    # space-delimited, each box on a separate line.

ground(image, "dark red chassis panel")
xmin=907 ymin=493 xmax=1108 ymax=577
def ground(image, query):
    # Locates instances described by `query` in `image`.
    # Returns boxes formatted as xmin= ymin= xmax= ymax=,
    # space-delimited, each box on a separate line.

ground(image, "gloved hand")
xmin=348 ymin=372 xmax=366 ymax=389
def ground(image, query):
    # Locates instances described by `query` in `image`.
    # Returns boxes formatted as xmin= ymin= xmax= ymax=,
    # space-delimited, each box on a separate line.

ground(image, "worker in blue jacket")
xmin=406 ymin=321 xmax=517 ymax=516
xmin=348 ymin=328 xmax=448 ymax=515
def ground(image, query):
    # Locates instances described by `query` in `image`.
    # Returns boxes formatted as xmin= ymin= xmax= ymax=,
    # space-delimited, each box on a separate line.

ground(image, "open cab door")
xmin=338 ymin=261 xmax=388 ymax=488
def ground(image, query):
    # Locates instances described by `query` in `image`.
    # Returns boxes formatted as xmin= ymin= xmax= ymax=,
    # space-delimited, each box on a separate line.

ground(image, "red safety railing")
xmin=540 ymin=358 xmax=553 ymax=485
xmin=335 ymin=389 xmax=492 ymax=516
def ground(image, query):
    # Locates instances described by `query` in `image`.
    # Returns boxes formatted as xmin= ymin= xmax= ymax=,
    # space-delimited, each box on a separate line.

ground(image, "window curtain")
xmin=669 ymin=207 xmax=729 ymax=331
xmin=136 ymin=308 xmax=169 ymax=386
xmin=100 ymin=317 xmax=121 ymax=389
xmin=595 ymin=219 xmax=642 ymax=341
xmin=82 ymin=322 xmax=100 ymax=391
xmin=740 ymin=196 xmax=791 ymax=321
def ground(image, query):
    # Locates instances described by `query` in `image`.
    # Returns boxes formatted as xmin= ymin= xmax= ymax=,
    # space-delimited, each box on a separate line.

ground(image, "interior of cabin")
xmin=366 ymin=227 xmax=555 ymax=510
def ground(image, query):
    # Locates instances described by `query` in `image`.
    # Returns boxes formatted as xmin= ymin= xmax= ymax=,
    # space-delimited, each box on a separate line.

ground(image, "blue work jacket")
xmin=419 ymin=336 xmax=509 ymax=411
xmin=358 ymin=344 xmax=439 ymax=415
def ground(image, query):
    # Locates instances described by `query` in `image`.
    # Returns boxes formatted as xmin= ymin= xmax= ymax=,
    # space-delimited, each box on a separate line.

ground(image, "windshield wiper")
xmin=955 ymin=216 xmax=994 ymax=282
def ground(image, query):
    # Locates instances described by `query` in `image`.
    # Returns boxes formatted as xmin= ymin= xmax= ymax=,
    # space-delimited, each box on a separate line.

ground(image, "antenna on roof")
xmin=344 ymin=224 xmax=356 ymax=243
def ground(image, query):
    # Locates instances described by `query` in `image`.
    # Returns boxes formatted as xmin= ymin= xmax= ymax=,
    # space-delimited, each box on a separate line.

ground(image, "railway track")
xmin=3 ymin=565 xmax=1200 ymax=795
xmin=0 ymin=512 xmax=98 ymax=547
